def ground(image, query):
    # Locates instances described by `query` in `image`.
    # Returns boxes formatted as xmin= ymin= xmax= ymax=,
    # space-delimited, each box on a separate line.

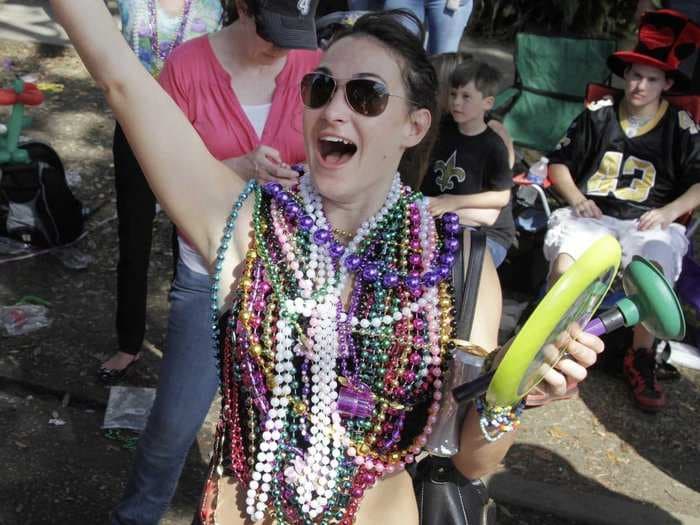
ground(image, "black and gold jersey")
xmin=548 ymin=96 xmax=700 ymax=219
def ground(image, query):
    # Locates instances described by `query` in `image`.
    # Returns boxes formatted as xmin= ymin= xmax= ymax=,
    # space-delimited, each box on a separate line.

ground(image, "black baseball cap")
xmin=256 ymin=0 xmax=320 ymax=50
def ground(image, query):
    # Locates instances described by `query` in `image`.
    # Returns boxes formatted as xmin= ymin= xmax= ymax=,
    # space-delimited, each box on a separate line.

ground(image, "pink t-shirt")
xmin=158 ymin=36 xmax=321 ymax=273
xmin=159 ymin=36 xmax=320 ymax=163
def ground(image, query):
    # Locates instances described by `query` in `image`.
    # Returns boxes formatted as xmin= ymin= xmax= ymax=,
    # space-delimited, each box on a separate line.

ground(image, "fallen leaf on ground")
xmin=606 ymin=450 xmax=629 ymax=465
xmin=548 ymin=426 xmax=568 ymax=439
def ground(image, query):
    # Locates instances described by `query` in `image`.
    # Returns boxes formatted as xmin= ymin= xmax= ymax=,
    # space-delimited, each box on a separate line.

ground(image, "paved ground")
xmin=0 ymin=4 xmax=699 ymax=525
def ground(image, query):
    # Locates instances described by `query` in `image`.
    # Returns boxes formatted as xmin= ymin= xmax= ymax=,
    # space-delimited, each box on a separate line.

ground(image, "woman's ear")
xmin=403 ymin=108 xmax=432 ymax=148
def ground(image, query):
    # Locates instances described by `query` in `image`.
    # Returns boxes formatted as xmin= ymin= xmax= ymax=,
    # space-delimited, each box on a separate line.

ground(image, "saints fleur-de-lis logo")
xmin=434 ymin=150 xmax=466 ymax=192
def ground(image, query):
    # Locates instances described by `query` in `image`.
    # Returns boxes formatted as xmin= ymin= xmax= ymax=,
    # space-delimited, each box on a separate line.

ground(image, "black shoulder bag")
xmin=411 ymin=229 xmax=497 ymax=525
xmin=0 ymin=141 xmax=84 ymax=247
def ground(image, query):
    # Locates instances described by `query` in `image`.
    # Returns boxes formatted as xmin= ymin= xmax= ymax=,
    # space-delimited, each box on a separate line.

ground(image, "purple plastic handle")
xmin=584 ymin=317 xmax=606 ymax=337
xmin=337 ymin=384 xmax=374 ymax=419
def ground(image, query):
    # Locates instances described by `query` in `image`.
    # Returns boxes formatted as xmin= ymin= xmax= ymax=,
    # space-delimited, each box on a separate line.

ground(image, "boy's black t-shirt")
xmin=420 ymin=117 xmax=515 ymax=248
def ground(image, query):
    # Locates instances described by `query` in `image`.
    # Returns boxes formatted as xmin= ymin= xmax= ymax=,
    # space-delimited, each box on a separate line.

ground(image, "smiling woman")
xmin=49 ymin=2 xmax=606 ymax=523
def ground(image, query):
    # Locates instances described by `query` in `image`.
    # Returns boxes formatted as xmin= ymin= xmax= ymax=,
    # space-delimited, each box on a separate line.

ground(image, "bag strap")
xmin=452 ymin=229 xmax=487 ymax=340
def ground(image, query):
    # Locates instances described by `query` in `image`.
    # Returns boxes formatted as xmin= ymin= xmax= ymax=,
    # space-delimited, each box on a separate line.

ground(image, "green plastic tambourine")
xmin=454 ymin=234 xmax=622 ymax=407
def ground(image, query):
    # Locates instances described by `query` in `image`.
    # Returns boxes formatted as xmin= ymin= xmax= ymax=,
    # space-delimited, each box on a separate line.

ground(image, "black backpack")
xmin=0 ymin=141 xmax=84 ymax=247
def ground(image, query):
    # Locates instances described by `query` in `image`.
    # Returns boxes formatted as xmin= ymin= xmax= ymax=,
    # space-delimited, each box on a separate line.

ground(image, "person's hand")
xmin=572 ymin=197 xmax=602 ymax=219
xmin=537 ymin=323 xmax=604 ymax=397
xmin=637 ymin=206 xmax=676 ymax=231
xmin=245 ymin=145 xmax=300 ymax=186
xmin=427 ymin=195 xmax=460 ymax=217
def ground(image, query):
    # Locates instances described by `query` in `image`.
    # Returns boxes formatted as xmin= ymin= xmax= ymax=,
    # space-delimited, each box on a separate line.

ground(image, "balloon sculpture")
xmin=0 ymin=78 xmax=44 ymax=165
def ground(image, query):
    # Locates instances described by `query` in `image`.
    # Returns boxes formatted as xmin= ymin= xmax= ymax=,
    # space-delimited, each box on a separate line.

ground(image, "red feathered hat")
xmin=608 ymin=9 xmax=700 ymax=90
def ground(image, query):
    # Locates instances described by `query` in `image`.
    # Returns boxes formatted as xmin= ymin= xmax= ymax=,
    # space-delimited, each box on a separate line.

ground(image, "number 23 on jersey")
xmin=585 ymin=151 xmax=656 ymax=202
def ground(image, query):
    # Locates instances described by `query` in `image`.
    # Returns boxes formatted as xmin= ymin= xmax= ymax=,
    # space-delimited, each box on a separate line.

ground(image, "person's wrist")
xmin=663 ymin=203 xmax=680 ymax=222
xmin=242 ymin=154 xmax=259 ymax=180
xmin=475 ymin=394 xmax=525 ymax=442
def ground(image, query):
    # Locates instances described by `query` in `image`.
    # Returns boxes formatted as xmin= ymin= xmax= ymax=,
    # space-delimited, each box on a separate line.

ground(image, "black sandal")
xmin=97 ymin=355 xmax=140 ymax=384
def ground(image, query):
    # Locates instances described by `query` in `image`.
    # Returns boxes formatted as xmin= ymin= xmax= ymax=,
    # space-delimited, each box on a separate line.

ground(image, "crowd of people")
xmin=46 ymin=0 xmax=699 ymax=523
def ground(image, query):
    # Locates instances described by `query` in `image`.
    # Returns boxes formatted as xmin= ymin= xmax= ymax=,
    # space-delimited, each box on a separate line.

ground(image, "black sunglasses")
xmin=300 ymin=72 xmax=408 ymax=117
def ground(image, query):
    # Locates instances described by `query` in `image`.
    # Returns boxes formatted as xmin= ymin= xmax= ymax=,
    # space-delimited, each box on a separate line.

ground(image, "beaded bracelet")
xmin=475 ymin=395 xmax=525 ymax=442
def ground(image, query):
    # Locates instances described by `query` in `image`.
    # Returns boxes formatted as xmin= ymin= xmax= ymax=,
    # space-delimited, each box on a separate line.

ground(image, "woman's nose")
xmin=322 ymin=83 xmax=351 ymax=122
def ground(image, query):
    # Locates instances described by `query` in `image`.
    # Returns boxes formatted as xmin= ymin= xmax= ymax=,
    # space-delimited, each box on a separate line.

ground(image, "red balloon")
xmin=0 ymin=83 xmax=44 ymax=106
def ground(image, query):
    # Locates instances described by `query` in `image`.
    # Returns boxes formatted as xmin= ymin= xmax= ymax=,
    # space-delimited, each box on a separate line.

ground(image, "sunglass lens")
xmin=346 ymin=79 xmax=389 ymax=116
xmin=301 ymin=74 xmax=335 ymax=109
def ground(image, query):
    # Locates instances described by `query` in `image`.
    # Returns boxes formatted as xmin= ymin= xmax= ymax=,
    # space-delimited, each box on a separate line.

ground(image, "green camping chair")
xmin=494 ymin=33 xmax=617 ymax=153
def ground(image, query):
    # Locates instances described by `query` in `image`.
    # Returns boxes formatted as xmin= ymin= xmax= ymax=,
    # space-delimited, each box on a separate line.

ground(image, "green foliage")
xmin=469 ymin=0 xmax=638 ymax=40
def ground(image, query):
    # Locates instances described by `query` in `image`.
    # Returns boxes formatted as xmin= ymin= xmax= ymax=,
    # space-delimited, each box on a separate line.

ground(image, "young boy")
xmin=543 ymin=9 xmax=700 ymax=412
xmin=420 ymin=60 xmax=514 ymax=267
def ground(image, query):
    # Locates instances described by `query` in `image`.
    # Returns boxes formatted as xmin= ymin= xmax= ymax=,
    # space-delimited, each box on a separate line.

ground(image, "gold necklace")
xmin=332 ymin=227 xmax=354 ymax=243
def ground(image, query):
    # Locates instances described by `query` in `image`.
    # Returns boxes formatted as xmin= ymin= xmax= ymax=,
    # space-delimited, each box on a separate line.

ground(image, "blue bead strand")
xmin=210 ymin=180 xmax=257 ymax=385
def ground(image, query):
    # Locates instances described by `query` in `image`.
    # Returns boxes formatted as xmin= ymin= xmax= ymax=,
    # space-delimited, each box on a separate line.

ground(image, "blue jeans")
xmin=383 ymin=0 xmax=473 ymax=54
xmin=486 ymin=237 xmax=508 ymax=268
xmin=112 ymin=261 xmax=218 ymax=525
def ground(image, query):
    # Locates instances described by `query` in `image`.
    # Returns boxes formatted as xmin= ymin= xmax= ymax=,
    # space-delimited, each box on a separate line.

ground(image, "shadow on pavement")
xmin=0 ymin=372 xmax=210 ymax=524
xmin=495 ymin=444 xmax=683 ymax=525
xmin=579 ymin=357 xmax=700 ymax=495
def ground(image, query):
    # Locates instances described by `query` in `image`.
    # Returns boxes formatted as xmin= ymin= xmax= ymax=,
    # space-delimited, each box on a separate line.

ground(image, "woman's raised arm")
xmin=50 ymin=0 xmax=245 ymax=262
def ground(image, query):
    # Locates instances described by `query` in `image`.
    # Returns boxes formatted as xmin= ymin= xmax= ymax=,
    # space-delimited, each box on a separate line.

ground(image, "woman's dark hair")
xmin=219 ymin=0 xmax=237 ymax=26
xmin=224 ymin=0 xmax=257 ymax=26
xmin=330 ymin=10 xmax=438 ymax=190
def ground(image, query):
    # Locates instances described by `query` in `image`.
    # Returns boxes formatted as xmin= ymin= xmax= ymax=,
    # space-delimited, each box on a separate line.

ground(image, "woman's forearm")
xmin=452 ymin=405 xmax=516 ymax=479
xmin=451 ymin=246 xmax=513 ymax=478
xmin=50 ymin=0 xmax=147 ymax=93
xmin=50 ymin=0 xmax=242 ymax=259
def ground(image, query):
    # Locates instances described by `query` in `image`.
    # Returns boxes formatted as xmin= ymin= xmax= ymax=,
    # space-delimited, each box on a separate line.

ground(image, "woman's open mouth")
xmin=317 ymin=135 xmax=357 ymax=167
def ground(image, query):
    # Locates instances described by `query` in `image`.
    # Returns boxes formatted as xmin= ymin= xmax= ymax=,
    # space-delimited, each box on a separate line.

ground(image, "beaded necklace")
xmin=147 ymin=0 xmax=193 ymax=62
xmin=126 ymin=0 xmax=193 ymax=74
xmin=211 ymin=174 xmax=462 ymax=524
